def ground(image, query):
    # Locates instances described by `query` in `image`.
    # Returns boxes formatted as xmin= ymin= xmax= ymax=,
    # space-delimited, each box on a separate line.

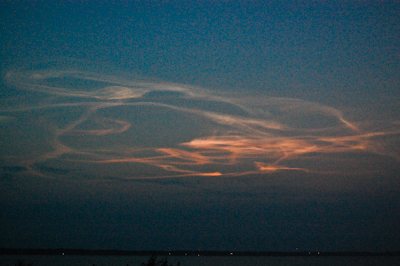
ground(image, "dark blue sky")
xmin=1 ymin=0 xmax=399 ymax=252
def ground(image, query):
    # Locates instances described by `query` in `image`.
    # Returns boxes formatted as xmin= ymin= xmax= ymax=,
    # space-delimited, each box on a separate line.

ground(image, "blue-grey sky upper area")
xmin=0 ymin=0 xmax=399 ymax=252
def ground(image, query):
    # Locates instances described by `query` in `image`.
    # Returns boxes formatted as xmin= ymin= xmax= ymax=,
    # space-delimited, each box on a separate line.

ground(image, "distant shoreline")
xmin=1 ymin=249 xmax=399 ymax=257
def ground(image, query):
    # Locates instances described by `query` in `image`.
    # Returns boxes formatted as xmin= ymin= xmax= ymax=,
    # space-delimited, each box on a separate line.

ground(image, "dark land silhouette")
xmin=1 ymin=248 xmax=399 ymax=257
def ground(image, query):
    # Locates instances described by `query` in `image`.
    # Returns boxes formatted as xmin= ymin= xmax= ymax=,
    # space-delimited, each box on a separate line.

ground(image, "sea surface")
xmin=1 ymin=255 xmax=399 ymax=266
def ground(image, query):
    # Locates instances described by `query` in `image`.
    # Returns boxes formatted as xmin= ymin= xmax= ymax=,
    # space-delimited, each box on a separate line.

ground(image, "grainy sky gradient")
xmin=1 ymin=0 xmax=400 ymax=252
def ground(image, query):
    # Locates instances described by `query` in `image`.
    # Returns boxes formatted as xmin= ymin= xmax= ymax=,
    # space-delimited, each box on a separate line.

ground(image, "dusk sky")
xmin=1 ymin=0 xmax=399 ymax=252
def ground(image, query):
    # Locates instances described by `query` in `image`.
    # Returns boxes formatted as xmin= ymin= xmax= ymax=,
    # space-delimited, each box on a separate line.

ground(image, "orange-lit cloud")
xmin=2 ymin=68 xmax=399 ymax=180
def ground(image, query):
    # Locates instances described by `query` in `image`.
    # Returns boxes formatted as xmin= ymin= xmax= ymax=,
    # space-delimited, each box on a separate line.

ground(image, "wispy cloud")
xmin=2 ymin=67 xmax=399 ymax=180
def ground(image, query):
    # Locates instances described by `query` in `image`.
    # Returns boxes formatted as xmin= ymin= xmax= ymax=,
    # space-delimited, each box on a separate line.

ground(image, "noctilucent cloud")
xmin=0 ymin=0 xmax=399 ymax=252
xmin=2 ymin=66 xmax=399 ymax=180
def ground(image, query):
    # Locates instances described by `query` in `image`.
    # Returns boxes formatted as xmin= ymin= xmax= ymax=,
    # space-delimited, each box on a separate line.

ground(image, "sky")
xmin=0 ymin=0 xmax=400 ymax=252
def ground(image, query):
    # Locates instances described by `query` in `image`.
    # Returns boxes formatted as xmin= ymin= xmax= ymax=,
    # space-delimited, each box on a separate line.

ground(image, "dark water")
xmin=1 ymin=255 xmax=400 ymax=266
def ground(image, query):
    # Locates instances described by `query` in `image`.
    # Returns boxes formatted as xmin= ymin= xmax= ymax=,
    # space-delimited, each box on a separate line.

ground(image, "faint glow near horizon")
xmin=2 ymin=66 xmax=399 ymax=180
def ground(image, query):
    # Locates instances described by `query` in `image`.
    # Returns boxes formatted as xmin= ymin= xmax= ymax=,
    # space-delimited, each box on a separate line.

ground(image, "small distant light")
xmin=169 ymin=253 xmax=171 ymax=255
xmin=230 ymin=252 xmax=233 ymax=255
xmin=318 ymin=252 xmax=320 ymax=255
xmin=62 ymin=253 xmax=64 ymax=256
